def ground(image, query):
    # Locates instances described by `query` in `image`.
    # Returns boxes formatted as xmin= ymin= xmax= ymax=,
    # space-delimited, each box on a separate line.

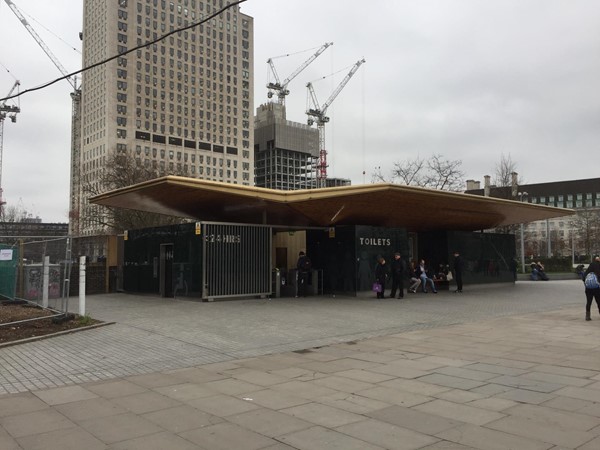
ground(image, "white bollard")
xmin=79 ymin=256 xmax=86 ymax=316
xmin=42 ymin=256 xmax=49 ymax=308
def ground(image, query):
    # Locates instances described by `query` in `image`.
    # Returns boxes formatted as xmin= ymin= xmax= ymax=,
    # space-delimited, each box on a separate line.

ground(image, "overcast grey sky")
xmin=1 ymin=0 xmax=599 ymax=223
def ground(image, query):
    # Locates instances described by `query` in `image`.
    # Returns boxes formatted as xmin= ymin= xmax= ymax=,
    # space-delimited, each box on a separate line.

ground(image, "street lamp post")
xmin=518 ymin=192 xmax=528 ymax=273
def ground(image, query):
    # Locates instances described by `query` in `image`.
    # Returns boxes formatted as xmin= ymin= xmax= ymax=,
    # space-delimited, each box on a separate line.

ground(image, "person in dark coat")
xmin=296 ymin=251 xmax=311 ymax=297
xmin=452 ymin=251 xmax=464 ymax=293
xmin=374 ymin=256 xmax=388 ymax=299
xmin=389 ymin=252 xmax=406 ymax=299
xmin=584 ymin=256 xmax=600 ymax=321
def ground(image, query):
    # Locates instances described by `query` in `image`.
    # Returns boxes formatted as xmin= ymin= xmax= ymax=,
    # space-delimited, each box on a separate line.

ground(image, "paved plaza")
xmin=1 ymin=280 xmax=600 ymax=449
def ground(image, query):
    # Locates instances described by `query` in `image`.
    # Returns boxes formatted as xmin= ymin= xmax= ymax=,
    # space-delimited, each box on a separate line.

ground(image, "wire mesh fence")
xmin=0 ymin=234 xmax=116 ymax=312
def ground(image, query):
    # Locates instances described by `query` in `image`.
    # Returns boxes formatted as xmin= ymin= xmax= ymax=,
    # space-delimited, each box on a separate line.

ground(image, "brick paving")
xmin=1 ymin=280 xmax=600 ymax=448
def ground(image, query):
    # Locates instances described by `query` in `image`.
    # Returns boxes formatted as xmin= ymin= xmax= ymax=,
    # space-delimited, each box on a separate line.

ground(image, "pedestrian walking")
xmin=374 ymin=256 xmax=388 ymax=299
xmin=584 ymin=255 xmax=600 ymax=321
xmin=389 ymin=252 xmax=406 ymax=299
xmin=296 ymin=251 xmax=311 ymax=297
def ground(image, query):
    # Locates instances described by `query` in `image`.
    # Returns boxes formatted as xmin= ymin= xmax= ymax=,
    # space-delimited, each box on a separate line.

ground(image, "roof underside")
xmin=90 ymin=176 xmax=574 ymax=232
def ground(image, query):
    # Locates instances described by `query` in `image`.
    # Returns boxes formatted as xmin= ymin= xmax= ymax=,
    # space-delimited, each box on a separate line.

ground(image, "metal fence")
xmin=0 ymin=236 xmax=72 ymax=311
xmin=202 ymin=222 xmax=272 ymax=300
xmin=0 ymin=233 xmax=119 ymax=335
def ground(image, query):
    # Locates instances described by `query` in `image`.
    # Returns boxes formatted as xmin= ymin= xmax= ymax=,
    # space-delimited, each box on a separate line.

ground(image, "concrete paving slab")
xmin=503 ymin=403 xmax=600 ymax=431
xmin=416 ymin=373 xmax=488 ymax=390
xmin=354 ymin=385 xmax=433 ymax=407
xmin=16 ymin=427 xmax=106 ymax=450
xmin=235 ymin=388 xmax=310 ymax=410
xmin=77 ymin=413 xmax=163 ymax=445
xmin=108 ymin=431 xmax=200 ymax=450
xmin=334 ymin=368 xmax=396 ymax=384
xmin=280 ymin=402 xmax=365 ymax=428
xmin=153 ymin=382 xmax=218 ymax=401
xmin=554 ymin=385 xmax=600 ymax=403
xmin=335 ymin=418 xmax=439 ymax=449
xmin=187 ymin=393 xmax=260 ymax=417
xmin=179 ymin=422 xmax=277 ymax=450
xmin=414 ymin=399 xmax=505 ymax=425
xmin=435 ymin=423 xmax=553 ymax=450
xmin=486 ymin=414 xmax=596 ymax=448
xmin=378 ymin=377 xmax=452 ymax=396
xmin=225 ymin=368 xmax=290 ymax=386
xmin=0 ymin=426 xmax=21 ymax=450
xmin=0 ymin=393 xmax=49 ymax=418
xmin=540 ymin=394 xmax=594 ymax=412
xmin=465 ymin=397 xmax=518 ymax=412
xmin=227 ymin=407 xmax=313 ymax=437
xmin=84 ymin=379 xmax=148 ymax=399
xmin=420 ymin=441 xmax=478 ymax=449
xmin=270 ymin=380 xmax=338 ymax=399
xmin=141 ymin=404 xmax=224 ymax=433
xmin=111 ymin=390 xmax=182 ymax=414
xmin=486 ymin=374 xmax=564 ymax=393
xmin=316 ymin=391 xmax=392 ymax=415
xmin=434 ymin=388 xmax=486 ymax=404
xmin=54 ymin=397 xmax=128 ymax=421
xmin=0 ymin=409 xmax=76 ymax=438
xmin=32 ymin=385 xmax=98 ymax=406
xmin=520 ymin=370 xmax=595 ymax=387
xmin=278 ymin=425 xmax=385 ymax=450
xmin=496 ymin=387 xmax=555 ymax=404
xmin=366 ymin=404 xmax=463 ymax=435
xmin=310 ymin=374 xmax=375 ymax=394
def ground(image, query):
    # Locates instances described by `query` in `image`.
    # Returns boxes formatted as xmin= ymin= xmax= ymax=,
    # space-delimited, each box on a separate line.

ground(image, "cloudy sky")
xmin=1 ymin=0 xmax=599 ymax=223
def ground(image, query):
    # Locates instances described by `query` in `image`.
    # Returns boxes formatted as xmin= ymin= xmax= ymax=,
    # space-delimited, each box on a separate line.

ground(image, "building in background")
xmin=72 ymin=0 xmax=254 ymax=238
xmin=254 ymin=102 xmax=320 ymax=190
xmin=465 ymin=176 xmax=600 ymax=260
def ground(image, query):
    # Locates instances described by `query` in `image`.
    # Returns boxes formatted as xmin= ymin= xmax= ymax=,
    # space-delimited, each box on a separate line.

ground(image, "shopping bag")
xmin=372 ymin=282 xmax=382 ymax=293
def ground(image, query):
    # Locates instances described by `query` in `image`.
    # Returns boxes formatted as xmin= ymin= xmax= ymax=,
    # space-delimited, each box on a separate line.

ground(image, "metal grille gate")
xmin=201 ymin=222 xmax=272 ymax=300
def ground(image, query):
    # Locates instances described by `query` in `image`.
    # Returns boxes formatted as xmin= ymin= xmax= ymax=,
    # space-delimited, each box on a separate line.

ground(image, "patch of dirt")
xmin=0 ymin=301 xmax=101 ymax=344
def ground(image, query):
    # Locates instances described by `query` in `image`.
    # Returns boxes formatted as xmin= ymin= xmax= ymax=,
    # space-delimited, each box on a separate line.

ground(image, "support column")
xmin=42 ymin=256 xmax=49 ymax=308
xmin=79 ymin=256 xmax=86 ymax=316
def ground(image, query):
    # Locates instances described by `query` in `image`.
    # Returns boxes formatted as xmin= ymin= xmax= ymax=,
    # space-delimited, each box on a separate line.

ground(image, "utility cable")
xmin=1 ymin=0 xmax=246 ymax=102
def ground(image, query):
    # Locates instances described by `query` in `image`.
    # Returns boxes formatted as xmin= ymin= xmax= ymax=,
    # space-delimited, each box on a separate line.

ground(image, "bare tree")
xmin=422 ymin=154 xmax=465 ymax=191
xmin=569 ymin=208 xmax=600 ymax=259
xmin=81 ymin=152 xmax=188 ymax=233
xmin=1 ymin=203 xmax=30 ymax=223
xmin=493 ymin=153 xmax=523 ymax=187
xmin=374 ymin=154 xmax=464 ymax=192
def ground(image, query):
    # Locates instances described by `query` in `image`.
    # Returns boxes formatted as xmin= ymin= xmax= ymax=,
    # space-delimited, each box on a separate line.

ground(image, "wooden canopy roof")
xmin=90 ymin=176 xmax=573 ymax=232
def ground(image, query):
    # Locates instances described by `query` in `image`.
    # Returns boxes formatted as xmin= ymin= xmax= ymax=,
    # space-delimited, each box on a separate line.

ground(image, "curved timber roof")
xmin=90 ymin=176 xmax=574 ymax=232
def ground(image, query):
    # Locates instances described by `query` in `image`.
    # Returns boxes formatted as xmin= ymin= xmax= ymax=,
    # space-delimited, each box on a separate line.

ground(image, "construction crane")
xmin=267 ymin=42 xmax=333 ymax=105
xmin=4 ymin=0 xmax=82 ymax=233
xmin=306 ymin=58 xmax=366 ymax=188
xmin=4 ymin=0 xmax=78 ymax=91
xmin=0 ymin=80 xmax=20 ymax=216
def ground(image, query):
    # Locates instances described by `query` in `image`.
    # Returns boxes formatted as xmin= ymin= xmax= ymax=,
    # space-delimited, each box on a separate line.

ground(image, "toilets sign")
xmin=357 ymin=237 xmax=392 ymax=248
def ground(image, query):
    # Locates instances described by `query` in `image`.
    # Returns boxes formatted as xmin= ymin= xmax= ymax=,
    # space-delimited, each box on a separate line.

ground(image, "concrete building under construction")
xmin=254 ymin=102 xmax=319 ymax=190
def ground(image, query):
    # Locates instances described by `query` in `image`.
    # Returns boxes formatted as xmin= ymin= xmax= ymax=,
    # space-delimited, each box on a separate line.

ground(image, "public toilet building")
xmin=91 ymin=177 xmax=572 ymax=300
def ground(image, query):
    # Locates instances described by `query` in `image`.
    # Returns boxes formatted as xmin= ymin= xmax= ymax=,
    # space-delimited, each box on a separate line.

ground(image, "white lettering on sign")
xmin=358 ymin=237 xmax=391 ymax=246
xmin=205 ymin=234 xmax=241 ymax=244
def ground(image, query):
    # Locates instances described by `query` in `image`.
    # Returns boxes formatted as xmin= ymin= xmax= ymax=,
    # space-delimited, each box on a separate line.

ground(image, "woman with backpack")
xmin=583 ymin=256 xmax=600 ymax=321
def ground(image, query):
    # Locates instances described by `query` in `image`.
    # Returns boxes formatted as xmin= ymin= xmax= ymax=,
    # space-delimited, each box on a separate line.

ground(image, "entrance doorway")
xmin=159 ymin=243 xmax=174 ymax=297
